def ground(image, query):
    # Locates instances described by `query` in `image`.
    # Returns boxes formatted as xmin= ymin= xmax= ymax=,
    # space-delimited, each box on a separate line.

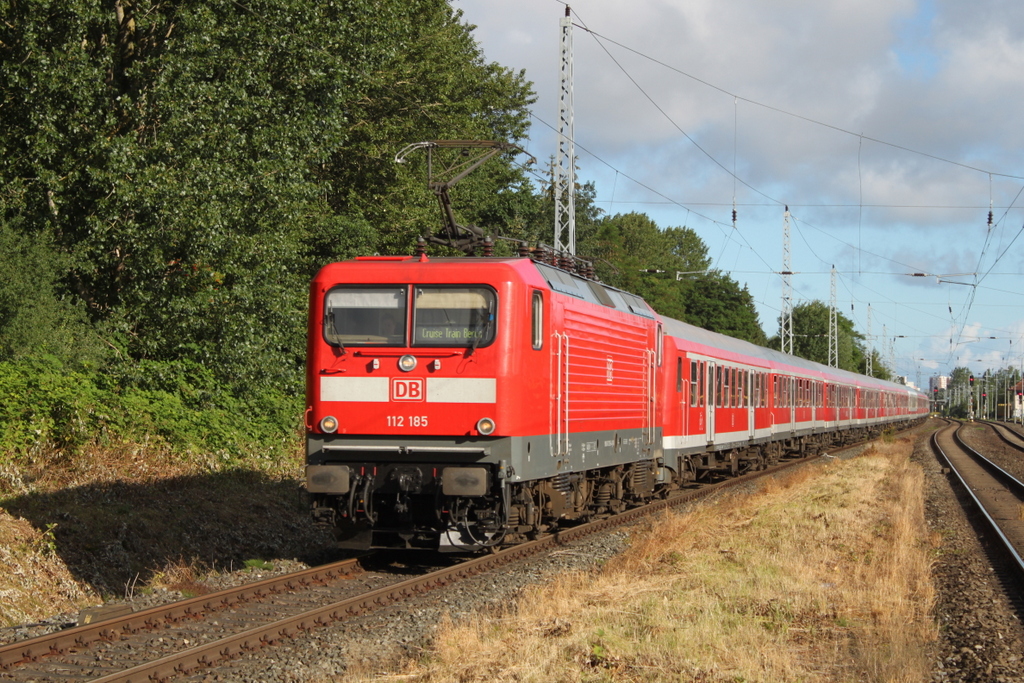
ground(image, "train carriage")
xmin=305 ymin=255 xmax=928 ymax=551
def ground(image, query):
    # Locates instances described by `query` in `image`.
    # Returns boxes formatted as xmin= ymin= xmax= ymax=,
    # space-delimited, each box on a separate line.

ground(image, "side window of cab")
xmin=531 ymin=290 xmax=544 ymax=350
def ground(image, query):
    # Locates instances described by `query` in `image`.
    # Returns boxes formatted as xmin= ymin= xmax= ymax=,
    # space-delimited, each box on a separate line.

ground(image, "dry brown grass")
xmin=2 ymin=436 xmax=301 ymax=499
xmin=0 ymin=437 xmax=311 ymax=621
xmin=380 ymin=436 xmax=935 ymax=683
xmin=0 ymin=510 xmax=94 ymax=625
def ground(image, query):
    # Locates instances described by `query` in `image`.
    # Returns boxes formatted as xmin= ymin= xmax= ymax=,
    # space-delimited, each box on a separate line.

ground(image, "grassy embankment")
xmin=390 ymin=432 xmax=937 ymax=682
xmin=0 ymin=358 xmax=313 ymax=625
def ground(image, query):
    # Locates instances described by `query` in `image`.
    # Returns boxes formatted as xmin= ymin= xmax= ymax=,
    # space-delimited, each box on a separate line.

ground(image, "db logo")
xmin=391 ymin=378 xmax=425 ymax=402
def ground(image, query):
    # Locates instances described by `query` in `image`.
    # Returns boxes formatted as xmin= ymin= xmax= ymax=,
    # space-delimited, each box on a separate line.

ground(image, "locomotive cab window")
xmin=531 ymin=290 xmax=543 ymax=350
xmin=413 ymin=286 xmax=496 ymax=347
xmin=323 ymin=286 xmax=407 ymax=346
xmin=656 ymin=323 xmax=664 ymax=366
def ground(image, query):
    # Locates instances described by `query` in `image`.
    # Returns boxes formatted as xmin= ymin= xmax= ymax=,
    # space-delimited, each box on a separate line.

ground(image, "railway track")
xmin=0 ymin=428 xmax=917 ymax=682
xmin=978 ymin=419 xmax=1024 ymax=451
xmin=931 ymin=420 xmax=1024 ymax=587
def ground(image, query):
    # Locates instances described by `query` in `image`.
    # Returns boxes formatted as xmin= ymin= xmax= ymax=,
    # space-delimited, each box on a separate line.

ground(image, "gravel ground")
xmin=183 ymin=531 xmax=633 ymax=682
xmin=5 ymin=421 xmax=1024 ymax=682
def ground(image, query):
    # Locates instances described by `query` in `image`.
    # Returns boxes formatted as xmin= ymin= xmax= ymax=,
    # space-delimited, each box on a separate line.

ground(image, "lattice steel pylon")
xmin=887 ymin=330 xmax=895 ymax=377
xmin=780 ymin=206 xmax=794 ymax=355
xmin=828 ymin=266 xmax=838 ymax=367
xmin=882 ymin=324 xmax=891 ymax=376
xmin=554 ymin=6 xmax=576 ymax=256
xmin=866 ymin=304 xmax=873 ymax=377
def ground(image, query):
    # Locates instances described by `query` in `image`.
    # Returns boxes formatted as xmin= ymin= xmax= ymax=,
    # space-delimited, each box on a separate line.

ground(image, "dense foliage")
xmin=0 ymin=0 xmax=775 ymax=466
xmin=767 ymin=301 xmax=890 ymax=378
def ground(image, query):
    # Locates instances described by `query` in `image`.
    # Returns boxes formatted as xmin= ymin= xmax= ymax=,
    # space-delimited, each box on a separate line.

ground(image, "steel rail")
xmin=932 ymin=421 xmax=1024 ymax=582
xmin=953 ymin=423 xmax=1024 ymax=494
xmin=0 ymin=558 xmax=363 ymax=671
xmin=977 ymin=419 xmax=1024 ymax=453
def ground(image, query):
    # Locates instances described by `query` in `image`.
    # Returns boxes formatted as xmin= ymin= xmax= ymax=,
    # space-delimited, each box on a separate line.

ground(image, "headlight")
xmin=320 ymin=415 xmax=338 ymax=433
xmin=476 ymin=417 xmax=496 ymax=435
xmin=398 ymin=354 xmax=418 ymax=372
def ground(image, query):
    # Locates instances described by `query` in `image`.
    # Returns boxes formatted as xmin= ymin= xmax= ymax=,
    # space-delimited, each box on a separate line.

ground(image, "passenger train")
xmin=304 ymin=253 xmax=929 ymax=551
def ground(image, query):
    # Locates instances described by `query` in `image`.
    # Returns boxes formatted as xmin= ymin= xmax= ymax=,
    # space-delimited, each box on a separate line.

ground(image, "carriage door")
xmin=706 ymin=361 xmax=716 ymax=446
xmin=790 ymin=377 xmax=796 ymax=426
xmin=645 ymin=324 xmax=661 ymax=446
xmin=747 ymin=370 xmax=756 ymax=441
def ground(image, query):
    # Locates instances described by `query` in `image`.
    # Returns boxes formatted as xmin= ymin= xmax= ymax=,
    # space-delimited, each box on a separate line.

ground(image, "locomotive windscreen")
xmin=323 ymin=286 xmax=407 ymax=346
xmin=412 ymin=286 xmax=495 ymax=347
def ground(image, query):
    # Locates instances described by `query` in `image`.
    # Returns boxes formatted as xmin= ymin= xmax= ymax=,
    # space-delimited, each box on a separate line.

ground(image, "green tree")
xmin=946 ymin=366 xmax=972 ymax=417
xmin=528 ymin=173 xmax=606 ymax=254
xmin=322 ymin=4 xmax=537 ymax=256
xmin=0 ymin=220 xmax=105 ymax=365
xmin=768 ymin=301 xmax=869 ymax=374
xmin=681 ymin=272 xmax=768 ymax=346
xmin=0 ymin=0 xmax=536 ymax=394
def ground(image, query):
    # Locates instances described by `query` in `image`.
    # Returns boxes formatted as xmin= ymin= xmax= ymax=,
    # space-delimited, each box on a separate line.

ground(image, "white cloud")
xmin=453 ymin=0 xmax=1024 ymax=377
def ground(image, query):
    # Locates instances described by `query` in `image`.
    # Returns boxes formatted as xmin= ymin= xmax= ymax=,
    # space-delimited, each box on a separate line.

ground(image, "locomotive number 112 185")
xmin=386 ymin=415 xmax=429 ymax=427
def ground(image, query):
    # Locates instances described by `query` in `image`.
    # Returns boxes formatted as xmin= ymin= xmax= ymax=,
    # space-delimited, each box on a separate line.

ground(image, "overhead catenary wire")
xmin=572 ymin=22 xmax=1024 ymax=183
xmin=530 ymin=5 xmax=1023 ymax=377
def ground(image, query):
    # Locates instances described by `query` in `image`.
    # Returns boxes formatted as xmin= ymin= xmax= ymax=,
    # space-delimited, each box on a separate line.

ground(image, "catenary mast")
xmin=554 ymin=6 xmax=576 ymax=255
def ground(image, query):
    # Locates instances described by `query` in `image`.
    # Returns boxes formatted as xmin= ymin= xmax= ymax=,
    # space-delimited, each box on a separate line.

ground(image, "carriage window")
xmin=413 ymin=286 xmax=496 ymax=347
xmin=531 ymin=290 xmax=543 ymax=350
xmin=696 ymin=362 xmax=704 ymax=405
xmin=690 ymin=361 xmax=698 ymax=406
xmin=676 ymin=357 xmax=683 ymax=393
xmin=323 ymin=286 xmax=407 ymax=346
xmin=699 ymin=362 xmax=706 ymax=407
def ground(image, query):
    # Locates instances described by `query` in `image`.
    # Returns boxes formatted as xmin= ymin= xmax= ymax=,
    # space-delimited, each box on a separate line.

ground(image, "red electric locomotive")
xmin=304 ymin=254 xmax=928 ymax=551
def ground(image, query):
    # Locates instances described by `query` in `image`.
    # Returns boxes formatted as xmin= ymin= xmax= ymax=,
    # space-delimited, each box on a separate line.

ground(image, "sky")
xmin=451 ymin=0 xmax=1024 ymax=387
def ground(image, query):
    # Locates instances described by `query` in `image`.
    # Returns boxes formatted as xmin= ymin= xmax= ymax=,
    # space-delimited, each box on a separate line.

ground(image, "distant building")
xmin=929 ymin=375 xmax=949 ymax=392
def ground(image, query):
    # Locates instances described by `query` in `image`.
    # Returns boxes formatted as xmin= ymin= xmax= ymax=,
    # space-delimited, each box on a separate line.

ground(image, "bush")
xmin=0 ymin=355 xmax=302 ymax=469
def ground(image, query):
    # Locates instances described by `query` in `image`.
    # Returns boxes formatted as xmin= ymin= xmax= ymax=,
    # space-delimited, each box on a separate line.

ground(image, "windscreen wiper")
xmin=465 ymin=306 xmax=494 ymax=357
xmin=323 ymin=312 xmax=346 ymax=353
